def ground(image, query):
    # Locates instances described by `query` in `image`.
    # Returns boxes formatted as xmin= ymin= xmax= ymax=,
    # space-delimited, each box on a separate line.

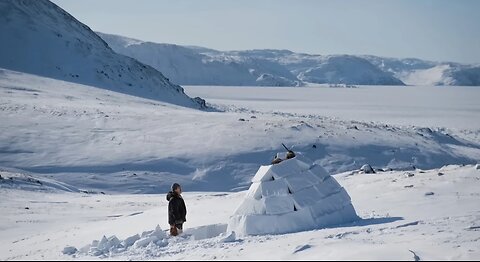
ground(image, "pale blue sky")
xmin=51 ymin=0 xmax=480 ymax=64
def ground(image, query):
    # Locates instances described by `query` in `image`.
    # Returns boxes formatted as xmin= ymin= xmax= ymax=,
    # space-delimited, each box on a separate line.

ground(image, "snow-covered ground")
xmin=1 ymin=68 xmax=480 ymax=260
xmin=185 ymin=85 xmax=480 ymax=129
xmin=2 ymin=69 xmax=479 ymax=192
xmin=1 ymin=165 xmax=479 ymax=260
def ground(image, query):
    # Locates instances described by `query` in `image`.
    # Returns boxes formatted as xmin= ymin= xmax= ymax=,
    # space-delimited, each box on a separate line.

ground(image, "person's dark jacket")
xmin=166 ymin=191 xmax=187 ymax=225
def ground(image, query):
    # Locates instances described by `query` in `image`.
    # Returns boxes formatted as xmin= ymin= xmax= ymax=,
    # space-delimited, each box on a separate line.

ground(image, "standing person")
xmin=166 ymin=183 xmax=187 ymax=236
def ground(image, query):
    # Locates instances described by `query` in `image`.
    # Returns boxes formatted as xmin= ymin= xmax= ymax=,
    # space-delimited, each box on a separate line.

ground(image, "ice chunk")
xmin=122 ymin=234 xmax=140 ymax=248
xmin=107 ymin=235 xmax=121 ymax=248
xmin=149 ymin=225 xmax=166 ymax=239
xmin=219 ymin=231 xmax=236 ymax=243
xmin=62 ymin=246 xmax=77 ymax=255
xmin=96 ymin=236 xmax=109 ymax=251
xmin=133 ymin=235 xmax=158 ymax=248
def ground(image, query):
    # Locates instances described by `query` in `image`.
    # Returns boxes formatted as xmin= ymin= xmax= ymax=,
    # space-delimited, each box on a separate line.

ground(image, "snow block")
xmin=264 ymin=196 xmax=295 ymax=215
xmin=316 ymin=177 xmax=342 ymax=198
xmin=251 ymin=165 xmax=275 ymax=182
xmin=275 ymin=208 xmax=316 ymax=234
xmin=310 ymin=190 xmax=351 ymax=217
xmin=184 ymin=224 xmax=228 ymax=241
xmin=284 ymin=171 xmax=322 ymax=192
xmin=270 ymin=159 xmax=305 ymax=179
xmin=233 ymin=198 xmax=266 ymax=215
xmin=292 ymin=155 xmax=314 ymax=170
xmin=292 ymin=186 xmax=321 ymax=208
xmin=308 ymin=164 xmax=330 ymax=181
xmin=238 ymin=215 xmax=273 ymax=236
xmin=314 ymin=203 xmax=358 ymax=227
xmin=245 ymin=181 xmax=262 ymax=199
xmin=260 ymin=178 xmax=290 ymax=197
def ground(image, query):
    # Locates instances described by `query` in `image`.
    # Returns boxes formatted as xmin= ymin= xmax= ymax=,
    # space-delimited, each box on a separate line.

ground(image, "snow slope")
xmin=1 ymin=164 xmax=479 ymax=260
xmin=399 ymin=64 xmax=480 ymax=86
xmin=1 ymin=69 xmax=479 ymax=194
xmin=98 ymin=32 xmax=480 ymax=87
xmin=0 ymin=0 xmax=203 ymax=108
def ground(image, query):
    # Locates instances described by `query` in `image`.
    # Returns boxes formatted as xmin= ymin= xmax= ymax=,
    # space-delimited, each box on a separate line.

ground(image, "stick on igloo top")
xmin=228 ymin=153 xmax=358 ymax=236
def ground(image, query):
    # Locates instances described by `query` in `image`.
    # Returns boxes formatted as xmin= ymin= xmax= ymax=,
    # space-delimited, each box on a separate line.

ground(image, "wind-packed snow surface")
xmin=228 ymin=156 xmax=357 ymax=236
xmin=1 ymin=164 xmax=479 ymax=260
xmin=98 ymin=32 xmax=480 ymax=87
xmin=0 ymin=0 xmax=204 ymax=108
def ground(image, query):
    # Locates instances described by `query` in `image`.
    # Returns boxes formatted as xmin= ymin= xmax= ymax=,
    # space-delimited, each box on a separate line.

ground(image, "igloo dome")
xmin=228 ymin=154 xmax=358 ymax=236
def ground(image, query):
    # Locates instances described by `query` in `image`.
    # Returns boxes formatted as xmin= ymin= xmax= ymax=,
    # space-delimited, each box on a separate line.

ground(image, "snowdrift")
xmin=228 ymin=155 xmax=358 ymax=236
xmin=0 ymin=0 xmax=204 ymax=108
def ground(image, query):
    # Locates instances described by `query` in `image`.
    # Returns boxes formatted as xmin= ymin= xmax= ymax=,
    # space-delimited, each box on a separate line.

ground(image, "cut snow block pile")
xmin=70 ymin=225 xmax=168 ymax=256
xmin=228 ymin=155 xmax=358 ymax=236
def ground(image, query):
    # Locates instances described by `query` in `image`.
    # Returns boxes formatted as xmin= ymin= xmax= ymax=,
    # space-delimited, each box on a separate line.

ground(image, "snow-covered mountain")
xmin=98 ymin=33 xmax=480 ymax=87
xmin=98 ymin=33 xmax=300 ymax=87
xmin=363 ymin=55 xmax=480 ymax=86
xmin=0 ymin=0 xmax=204 ymax=108
xmin=98 ymin=33 xmax=403 ymax=86
xmin=296 ymin=55 xmax=404 ymax=85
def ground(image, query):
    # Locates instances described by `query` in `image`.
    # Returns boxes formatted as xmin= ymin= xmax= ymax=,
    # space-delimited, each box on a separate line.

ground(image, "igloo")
xmin=228 ymin=154 xmax=358 ymax=236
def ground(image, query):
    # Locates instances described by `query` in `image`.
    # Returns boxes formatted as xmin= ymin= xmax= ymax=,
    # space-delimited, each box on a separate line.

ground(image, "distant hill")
xmin=98 ymin=32 xmax=480 ymax=86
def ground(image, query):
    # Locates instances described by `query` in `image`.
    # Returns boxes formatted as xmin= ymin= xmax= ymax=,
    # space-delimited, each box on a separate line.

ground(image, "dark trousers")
xmin=175 ymin=223 xmax=183 ymax=230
